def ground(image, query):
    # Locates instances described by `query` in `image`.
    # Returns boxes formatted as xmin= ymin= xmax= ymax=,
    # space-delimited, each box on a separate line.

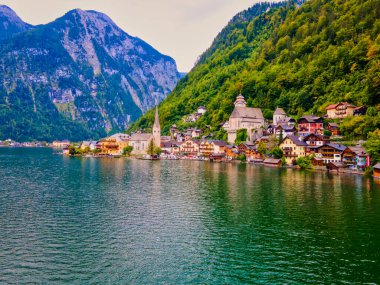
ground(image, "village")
xmin=53 ymin=94 xmax=380 ymax=180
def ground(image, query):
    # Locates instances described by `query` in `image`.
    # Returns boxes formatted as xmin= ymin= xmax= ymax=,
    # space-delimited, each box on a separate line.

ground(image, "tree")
xmin=147 ymin=140 xmax=155 ymax=156
xmin=154 ymin=147 xmax=162 ymax=156
xmin=296 ymin=156 xmax=313 ymax=169
xmin=235 ymin=128 xmax=248 ymax=145
xmin=257 ymin=141 xmax=267 ymax=155
xmin=271 ymin=146 xmax=283 ymax=159
xmin=363 ymin=129 xmax=380 ymax=164
xmin=324 ymin=130 xmax=332 ymax=137
xmin=122 ymin=146 xmax=133 ymax=156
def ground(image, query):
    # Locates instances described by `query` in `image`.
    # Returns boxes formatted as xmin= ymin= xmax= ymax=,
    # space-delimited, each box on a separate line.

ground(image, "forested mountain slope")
xmin=130 ymin=0 xmax=380 ymax=137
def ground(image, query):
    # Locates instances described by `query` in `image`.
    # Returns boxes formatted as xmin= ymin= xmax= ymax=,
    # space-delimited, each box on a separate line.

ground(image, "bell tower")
xmin=152 ymin=105 xmax=161 ymax=147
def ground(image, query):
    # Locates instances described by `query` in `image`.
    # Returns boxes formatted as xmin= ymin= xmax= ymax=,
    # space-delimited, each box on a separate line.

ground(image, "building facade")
xmin=225 ymin=94 xmax=265 ymax=144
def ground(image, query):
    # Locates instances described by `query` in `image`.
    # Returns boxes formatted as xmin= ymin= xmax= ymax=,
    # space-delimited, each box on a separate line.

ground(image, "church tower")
xmin=152 ymin=105 xmax=161 ymax=147
xmin=234 ymin=93 xmax=247 ymax=107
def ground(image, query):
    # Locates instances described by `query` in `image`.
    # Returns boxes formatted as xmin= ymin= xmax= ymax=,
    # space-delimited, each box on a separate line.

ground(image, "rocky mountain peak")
xmin=0 ymin=5 xmax=33 ymax=41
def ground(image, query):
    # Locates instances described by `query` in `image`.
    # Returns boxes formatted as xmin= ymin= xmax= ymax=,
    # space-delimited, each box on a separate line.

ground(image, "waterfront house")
xmin=342 ymin=147 xmax=370 ymax=170
xmin=326 ymin=102 xmax=356 ymax=119
xmin=263 ymin=158 xmax=282 ymax=167
xmin=224 ymin=94 xmax=265 ymax=143
xmin=52 ymin=140 xmax=70 ymax=148
xmin=298 ymin=116 xmax=324 ymax=136
xmin=315 ymin=144 xmax=346 ymax=164
xmin=327 ymin=122 xmax=340 ymax=136
xmin=326 ymin=162 xmax=346 ymax=173
xmin=180 ymin=139 xmax=200 ymax=156
xmin=225 ymin=145 xmax=239 ymax=160
xmin=311 ymin=157 xmax=324 ymax=167
xmin=211 ymin=140 xmax=227 ymax=155
xmin=97 ymin=133 xmax=129 ymax=155
xmin=199 ymin=140 xmax=213 ymax=157
xmin=238 ymin=143 xmax=255 ymax=156
xmin=279 ymin=135 xmax=308 ymax=165
xmin=374 ymin=164 xmax=380 ymax=180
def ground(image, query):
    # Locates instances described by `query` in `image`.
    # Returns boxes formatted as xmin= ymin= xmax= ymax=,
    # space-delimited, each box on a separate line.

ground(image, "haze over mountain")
xmin=0 ymin=5 xmax=180 ymax=141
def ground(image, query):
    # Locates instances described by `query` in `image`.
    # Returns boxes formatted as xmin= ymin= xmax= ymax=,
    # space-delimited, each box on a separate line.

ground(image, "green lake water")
xmin=0 ymin=147 xmax=380 ymax=284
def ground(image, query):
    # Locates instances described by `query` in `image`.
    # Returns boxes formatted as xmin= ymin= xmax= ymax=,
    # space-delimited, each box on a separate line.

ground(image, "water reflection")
xmin=0 ymin=149 xmax=380 ymax=284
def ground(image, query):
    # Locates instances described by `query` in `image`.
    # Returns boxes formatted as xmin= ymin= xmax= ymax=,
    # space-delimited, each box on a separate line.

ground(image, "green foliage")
xmin=68 ymin=145 xmax=82 ymax=156
xmin=122 ymin=146 xmax=133 ymax=156
xmin=237 ymin=153 xmax=246 ymax=161
xmin=340 ymin=114 xmax=380 ymax=139
xmin=257 ymin=141 xmax=268 ymax=155
xmin=296 ymin=156 xmax=313 ymax=169
xmin=131 ymin=0 xmax=380 ymax=140
xmin=147 ymin=140 xmax=155 ymax=156
xmin=363 ymin=129 xmax=380 ymax=164
xmin=154 ymin=147 xmax=162 ymax=155
xmin=324 ymin=130 xmax=332 ymax=136
xmin=235 ymin=128 xmax=248 ymax=145
xmin=271 ymin=146 xmax=284 ymax=159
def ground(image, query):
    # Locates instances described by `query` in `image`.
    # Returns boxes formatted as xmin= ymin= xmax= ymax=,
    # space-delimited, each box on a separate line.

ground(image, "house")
xmin=199 ymin=140 xmax=213 ymax=157
xmin=342 ymin=147 xmax=370 ymax=170
xmin=311 ymin=157 xmax=324 ymax=167
xmin=298 ymin=116 xmax=324 ymax=136
xmin=247 ymin=145 xmax=264 ymax=162
xmin=263 ymin=158 xmax=282 ymax=167
xmin=180 ymin=140 xmax=200 ymax=156
xmin=326 ymin=102 xmax=356 ymax=119
xmin=129 ymin=106 xmax=161 ymax=155
xmin=52 ymin=140 xmax=70 ymax=148
xmin=354 ymin=106 xmax=367 ymax=116
xmin=225 ymin=145 xmax=239 ymax=160
xmin=211 ymin=140 xmax=227 ymax=154
xmin=303 ymin=133 xmax=328 ymax=147
xmin=210 ymin=153 xmax=225 ymax=162
xmin=374 ymin=164 xmax=380 ymax=180
xmin=197 ymin=106 xmax=207 ymax=115
xmin=238 ymin=143 xmax=255 ymax=156
xmin=315 ymin=144 xmax=346 ymax=164
xmin=224 ymin=94 xmax=265 ymax=143
xmin=275 ymin=124 xmax=296 ymax=139
xmin=277 ymin=116 xmax=296 ymax=126
xmin=279 ymin=135 xmax=308 ymax=165
xmin=327 ymin=122 xmax=340 ymax=136
xmin=326 ymin=162 xmax=346 ymax=173
xmin=80 ymin=141 xmax=98 ymax=151
xmin=273 ymin=107 xmax=286 ymax=125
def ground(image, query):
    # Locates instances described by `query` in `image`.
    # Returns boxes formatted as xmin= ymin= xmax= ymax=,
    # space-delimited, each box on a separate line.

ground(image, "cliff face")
xmin=0 ymin=7 xmax=180 ymax=141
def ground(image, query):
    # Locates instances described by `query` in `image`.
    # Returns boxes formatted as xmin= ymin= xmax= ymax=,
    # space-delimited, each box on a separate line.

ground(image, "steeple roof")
xmin=153 ymin=105 xmax=160 ymax=128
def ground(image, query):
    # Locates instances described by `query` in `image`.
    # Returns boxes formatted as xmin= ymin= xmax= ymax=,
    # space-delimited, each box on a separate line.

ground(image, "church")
xmin=224 ymin=94 xmax=265 ymax=144
xmin=129 ymin=106 xmax=161 ymax=155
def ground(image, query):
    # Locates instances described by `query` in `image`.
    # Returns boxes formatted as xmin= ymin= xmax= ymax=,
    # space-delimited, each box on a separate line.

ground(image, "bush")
xmin=237 ymin=154 xmax=246 ymax=161
xmin=296 ymin=156 xmax=312 ymax=169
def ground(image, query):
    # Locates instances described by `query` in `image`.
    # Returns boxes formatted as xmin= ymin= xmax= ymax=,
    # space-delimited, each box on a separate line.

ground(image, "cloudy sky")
xmin=1 ymin=0 xmax=263 ymax=71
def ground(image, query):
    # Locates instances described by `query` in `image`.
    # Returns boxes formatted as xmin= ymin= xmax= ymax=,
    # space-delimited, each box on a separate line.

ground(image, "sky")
xmin=1 ymin=0 xmax=263 ymax=72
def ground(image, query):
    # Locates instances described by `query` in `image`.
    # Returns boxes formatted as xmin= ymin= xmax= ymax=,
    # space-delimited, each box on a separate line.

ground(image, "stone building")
xmin=225 ymin=94 xmax=265 ymax=144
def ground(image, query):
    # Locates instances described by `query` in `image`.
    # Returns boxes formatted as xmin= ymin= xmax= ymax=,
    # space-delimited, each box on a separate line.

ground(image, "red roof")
xmin=326 ymin=102 xmax=356 ymax=110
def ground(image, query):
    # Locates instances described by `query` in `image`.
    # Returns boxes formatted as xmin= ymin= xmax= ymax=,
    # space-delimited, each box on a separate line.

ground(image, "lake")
xmin=0 ymin=147 xmax=380 ymax=284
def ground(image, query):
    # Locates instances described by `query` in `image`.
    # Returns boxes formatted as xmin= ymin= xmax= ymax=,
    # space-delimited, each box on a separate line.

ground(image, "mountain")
xmin=130 ymin=0 xmax=380 ymax=139
xmin=0 ymin=5 xmax=33 ymax=41
xmin=0 ymin=7 xmax=180 ymax=141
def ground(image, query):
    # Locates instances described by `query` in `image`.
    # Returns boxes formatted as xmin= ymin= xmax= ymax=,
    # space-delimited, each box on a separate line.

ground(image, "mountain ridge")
xmin=0 ymin=6 xmax=180 ymax=142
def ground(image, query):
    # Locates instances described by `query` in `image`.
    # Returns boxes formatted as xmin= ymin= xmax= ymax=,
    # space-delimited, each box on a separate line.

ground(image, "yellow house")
xmin=326 ymin=102 xmax=356 ymax=119
xmin=98 ymin=133 xmax=129 ymax=155
xmin=279 ymin=135 xmax=308 ymax=165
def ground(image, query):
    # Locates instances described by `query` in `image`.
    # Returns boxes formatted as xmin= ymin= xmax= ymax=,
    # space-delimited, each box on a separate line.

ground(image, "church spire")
xmin=152 ymin=103 xmax=161 ymax=147
xmin=153 ymin=105 xmax=160 ymax=129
